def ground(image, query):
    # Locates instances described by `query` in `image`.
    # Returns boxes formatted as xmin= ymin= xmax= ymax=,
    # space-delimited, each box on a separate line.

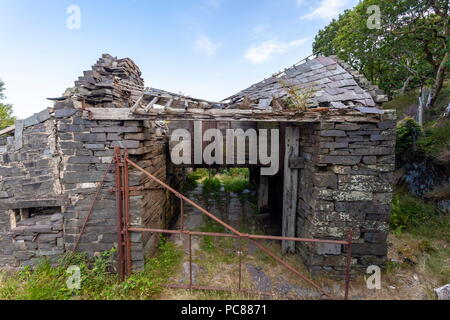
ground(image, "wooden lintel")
xmin=84 ymin=107 xmax=395 ymax=123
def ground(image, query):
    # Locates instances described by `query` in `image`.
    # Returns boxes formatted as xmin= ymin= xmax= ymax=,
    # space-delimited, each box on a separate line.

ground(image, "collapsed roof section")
xmin=128 ymin=55 xmax=388 ymax=116
xmin=224 ymin=55 xmax=388 ymax=112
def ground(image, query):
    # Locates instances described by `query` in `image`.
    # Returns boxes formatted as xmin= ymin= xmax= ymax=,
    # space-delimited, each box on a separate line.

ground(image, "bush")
xmin=396 ymin=118 xmax=423 ymax=164
xmin=202 ymin=177 xmax=221 ymax=193
xmin=418 ymin=120 xmax=450 ymax=164
xmin=390 ymin=193 xmax=442 ymax=234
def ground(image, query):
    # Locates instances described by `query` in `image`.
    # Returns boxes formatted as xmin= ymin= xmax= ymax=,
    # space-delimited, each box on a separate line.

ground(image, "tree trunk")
xmin=429 ymin=51 xmax=448 ymax=107
xmin=400 ymin=76 xmax=412 ymax=95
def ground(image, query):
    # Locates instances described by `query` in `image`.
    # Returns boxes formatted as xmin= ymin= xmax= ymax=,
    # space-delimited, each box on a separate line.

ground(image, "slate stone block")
xmin=315 ymin=243 xmax=342 ymax=255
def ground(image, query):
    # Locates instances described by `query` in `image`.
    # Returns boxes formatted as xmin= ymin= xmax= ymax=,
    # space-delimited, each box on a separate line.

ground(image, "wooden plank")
xmin=0 ymin=125 xmax=15 ymax=136
xmin=165 ymin=98 xmax=174 ymax=109
xmin=84 ymin=107 xmax=394 ymax=123
xmin=282 ymin=126 xmax=300 ymax=253
xmin=289 ymin=156 xmax=305 ymax=169
xmin=257 ymin=176 xmax=270 ymax=213
xmin=144 ymin=96 xmax=159 ymax=111
xmin=129 ymin=94 xmax=144 ymax=113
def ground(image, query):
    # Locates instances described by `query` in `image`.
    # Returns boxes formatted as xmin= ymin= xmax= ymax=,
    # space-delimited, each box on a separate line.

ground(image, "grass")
xmin=0 ymin=240 xmax=182 ymax=300
xmin=390 ymin=191 xmax=445 ymax=235
xmin=222 ymin=176 xmax=251 ymax=193
xmin=202 ymin=177 xmax=222 ymax=193
xmin=189 ymin=168 xmax=254 ymax=195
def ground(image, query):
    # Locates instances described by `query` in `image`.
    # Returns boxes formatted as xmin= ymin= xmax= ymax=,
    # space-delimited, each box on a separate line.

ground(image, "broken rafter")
xmin=165 ymin=98 xmax=174 ymax=109
xmin=145 ymin=96 xmax=159 ymax=111
xmin=130 ymin=94 xmax=145 ymax=113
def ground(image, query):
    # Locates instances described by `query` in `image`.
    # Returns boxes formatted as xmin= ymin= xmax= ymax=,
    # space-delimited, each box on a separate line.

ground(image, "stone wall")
xmin=0 ymin=211 xmax=14 ymax=268
xmin=0 ymin=112 xmax=63 ymax=268
xmin=296 ymin=115 xmax=396 ymax=277
xmin=10 ymin=212 xmax=64 ymax=267
xmin=0 ymin=54 xmax=180 ymax=270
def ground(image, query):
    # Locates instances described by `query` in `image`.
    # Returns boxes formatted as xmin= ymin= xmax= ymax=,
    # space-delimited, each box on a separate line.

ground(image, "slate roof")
xmin=224 ymin=56 xmax=388 ymax=113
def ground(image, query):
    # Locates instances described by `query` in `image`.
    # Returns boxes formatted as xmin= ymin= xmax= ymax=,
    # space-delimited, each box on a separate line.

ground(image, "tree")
xmin=313 ymin=0 xmax=449 ymax=106
xmin=0 ymin=79 xmax=15 ymax=130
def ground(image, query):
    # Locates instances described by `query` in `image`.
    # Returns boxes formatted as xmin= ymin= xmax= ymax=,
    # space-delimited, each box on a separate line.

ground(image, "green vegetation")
xmin=395 ymin=118 xmax=423 ymax=163
xmin=200 ymin=220 xmax=226 ymax=252
xmin=390 ymin=192 xmax=446 ymax=235
xmin=0 ymin=240 xmax=182 ymax=300
xmin=0 ymin=79 xmax=15 ymax=130
xmin=222 ymin=176 xmax=251 ymax=193
xmin=418 ymin=120 xmax=450 ymax=163
xmin=188 ymin=168 xmax=253 ymax=195
xmin=395 ymin=115 xmax=449 ymax=166
xmin=202 ymin=177 xmax=221 ymax=193
xmin=279 ymin=80 xmax=317 ymax=111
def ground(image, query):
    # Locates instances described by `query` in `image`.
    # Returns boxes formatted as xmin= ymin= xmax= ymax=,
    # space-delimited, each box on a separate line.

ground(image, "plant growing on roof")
xmin=279 ymin=79 xmax=317 ymax=111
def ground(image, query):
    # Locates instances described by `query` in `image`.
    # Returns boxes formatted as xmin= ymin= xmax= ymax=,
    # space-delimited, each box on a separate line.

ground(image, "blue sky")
xmin=0 ymin=0 xmax=358 ymax=118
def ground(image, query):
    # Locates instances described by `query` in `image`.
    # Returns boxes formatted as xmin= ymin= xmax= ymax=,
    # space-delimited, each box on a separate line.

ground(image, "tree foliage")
xmin=0 ymin=79 xmax=15 ymax=130
xmin=313 ymin=0 xmax=449 ymax=104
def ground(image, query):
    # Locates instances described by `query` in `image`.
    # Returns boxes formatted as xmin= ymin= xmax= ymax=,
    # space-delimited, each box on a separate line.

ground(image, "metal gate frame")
xmin=113 ymin=147 xmax=353 ymax=300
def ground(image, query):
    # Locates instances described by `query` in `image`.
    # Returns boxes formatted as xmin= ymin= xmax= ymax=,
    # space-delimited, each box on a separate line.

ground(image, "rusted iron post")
xmin=123 ymin=149 xmax=132 ymax=277
xmin=189 ymin=233 xmax=193 ymax=289
xmin=114 ymin=147 xmax=125 ymax=281
xmin=238 ymin=236 xmax=242 ymax=291
xmin=180 ymin=198 xmax=184 ymax=231
xmin=344 ymin=229 xmax=353 ymax=300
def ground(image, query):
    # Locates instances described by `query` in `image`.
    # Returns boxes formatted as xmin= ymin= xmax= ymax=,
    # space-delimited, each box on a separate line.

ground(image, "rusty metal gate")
xmin=112 ymin=147 xmax=353 ymax=300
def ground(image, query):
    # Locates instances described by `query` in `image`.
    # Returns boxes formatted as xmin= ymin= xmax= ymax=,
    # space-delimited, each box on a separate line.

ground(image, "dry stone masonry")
xmin=296 ymin=118 xmax=396 ymax=277
xmin=0 ymin=53 xmax=396 ymax=278
xmin=0 ymin=54 xmax=180 ymax=270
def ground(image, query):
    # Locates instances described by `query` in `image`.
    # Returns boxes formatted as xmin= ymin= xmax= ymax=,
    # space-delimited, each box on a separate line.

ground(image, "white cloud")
xmin=296 ymin=0 xmax=306 ymax=6
xmin=302 ymin=0 xmax=350 ymax=19
xmin=195 ymin=36 xmax=221 ymax=57
xmin=204 ymin=0 xmax=221 ymax=9
xmin=244 ymin=38 xmax=308 ymax=64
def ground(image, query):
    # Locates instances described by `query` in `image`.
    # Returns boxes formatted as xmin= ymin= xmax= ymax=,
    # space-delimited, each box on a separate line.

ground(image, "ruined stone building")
xmin=0 ymin=54 xmax=396 ymax=277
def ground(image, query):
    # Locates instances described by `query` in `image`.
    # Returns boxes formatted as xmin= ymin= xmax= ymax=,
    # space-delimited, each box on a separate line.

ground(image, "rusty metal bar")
xmin=114 ymin=147 xmax=125 ymax=281
xmin=123 ymin=150 xmax=132 ymax=277
xmin=128 ymin=227 xmax=239 ymax=238
xmin=180 ymin=198 xmax=184 ymax=231
xmin=249 ymin=239 xmax=334 ymax=300
xmin=73 ymin=159 xmax=113 ymax=252
xmin=189 ymin=233 xmax=193 ymax=289
xmin=127 ymin=227 xmax=348 ymax=245
xmin=246 ymin=234 xmax=348 ymax=245
xmin=238 ymin=236 xmax=242 ymax=291
xmin=344 ymin=229 xmax=353 ymax=300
